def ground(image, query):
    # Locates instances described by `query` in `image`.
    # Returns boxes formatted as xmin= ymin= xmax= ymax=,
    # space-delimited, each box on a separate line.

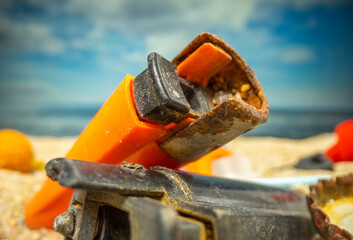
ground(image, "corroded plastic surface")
xmin=161 ymin=33 xmax=269 ymax=162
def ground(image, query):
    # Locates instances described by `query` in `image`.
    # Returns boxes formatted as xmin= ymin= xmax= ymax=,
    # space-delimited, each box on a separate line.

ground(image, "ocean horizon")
xmin=1 ymin=105 xmax=352 ymax=139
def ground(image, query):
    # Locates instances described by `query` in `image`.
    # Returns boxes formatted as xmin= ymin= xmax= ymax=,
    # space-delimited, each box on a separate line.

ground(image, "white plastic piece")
xmin=211 ymin=155 xmax=259 ymax=179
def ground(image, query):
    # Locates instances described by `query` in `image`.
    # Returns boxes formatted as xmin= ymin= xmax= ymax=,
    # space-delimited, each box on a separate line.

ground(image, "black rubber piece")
xmin=133 ymin=53 xmax=191 ymax=125
xmin=295 ymin=153 xmax=333 ymax=171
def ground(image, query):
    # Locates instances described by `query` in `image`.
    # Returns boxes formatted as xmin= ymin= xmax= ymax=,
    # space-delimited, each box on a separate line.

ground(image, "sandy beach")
xmin=1 ymin=134 xmax=353 ymax=239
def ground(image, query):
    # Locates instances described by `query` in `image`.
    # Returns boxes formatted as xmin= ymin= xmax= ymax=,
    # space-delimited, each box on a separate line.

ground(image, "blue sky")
xmin=0 ymin=0 xmax=352 ymax=112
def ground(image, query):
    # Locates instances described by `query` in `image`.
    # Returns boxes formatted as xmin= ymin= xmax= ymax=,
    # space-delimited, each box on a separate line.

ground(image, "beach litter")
xmin=0 ymin=129 xmax=34 ymax=173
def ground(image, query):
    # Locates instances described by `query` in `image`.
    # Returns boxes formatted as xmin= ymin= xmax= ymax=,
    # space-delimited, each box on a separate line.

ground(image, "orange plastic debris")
xmin=177 ymin=42 xmax=232 ymax=86
xmin=25 ymin=75 xmax=169 ymax=229
xmin=326 ymin=120 xmax=353 ymax=163
xmin=123 ymin=142 xmax=181 ymax=168
xmin=25 ymin=42 xmax=233 ymax=229
xmin=0 ymin=129 xmax=34 ymax=173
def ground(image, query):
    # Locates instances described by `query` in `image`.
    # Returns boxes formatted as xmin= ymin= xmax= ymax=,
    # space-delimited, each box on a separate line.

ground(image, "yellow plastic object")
xmin=0 ymin=129 xmax=34 ymax=173
xmin=31 ymin=158 xmax=45 ymax=170
xmin=322 ymin=197 xmax=353 ymax=233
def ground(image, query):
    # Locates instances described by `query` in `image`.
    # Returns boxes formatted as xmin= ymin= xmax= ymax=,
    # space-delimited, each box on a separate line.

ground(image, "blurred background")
xmin=0 ymin=0 xmax=352 ymax=138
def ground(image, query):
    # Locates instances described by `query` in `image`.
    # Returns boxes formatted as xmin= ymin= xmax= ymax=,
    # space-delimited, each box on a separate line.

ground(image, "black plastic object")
xmin=133 ymin=53 xmax=209 ymax=125
xmin=295 ymin=153 xmax=333 ymax=171
xmin=48 ymin=158 xmax=316 ymax=240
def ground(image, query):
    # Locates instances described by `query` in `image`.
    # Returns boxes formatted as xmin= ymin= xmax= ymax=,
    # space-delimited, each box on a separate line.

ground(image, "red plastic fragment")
xmin=326 ymin=120 xmax=353 ymax=162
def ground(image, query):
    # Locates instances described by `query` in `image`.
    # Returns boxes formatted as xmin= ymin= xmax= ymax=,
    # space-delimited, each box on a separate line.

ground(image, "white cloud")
xmin=1 ymin=0 xmax=341 ymax=62
xmin=289 ymin=0 xmax=346 ymax=11
xmin=145 ymin=31 xmax=196 ymax=60
xmin=62 ymin=0 xmax=257 ymax=34
xmin=59 ymin=0 xmax=325 ymax=67
xmin=1 ymin=0 xmax=347 ymax=57
xmin=0 ymin=80 xmax=58 ymax=105
xmin=60 ymin=0 xmax=346 ymax=34
xmin=263 ymin=0 xmax=346 ymax=11
xmin=0 ymin=14 xmax=65 ymax=54
xmin=122 ymin=51 xmax=147 ymax=64
xmin=267 ymin=87 xmax=353 ymax=109
xmin=281 ymin=46 xmax=315 ymax=63
xmin=258 ymin=45 xmax=316 ymax=64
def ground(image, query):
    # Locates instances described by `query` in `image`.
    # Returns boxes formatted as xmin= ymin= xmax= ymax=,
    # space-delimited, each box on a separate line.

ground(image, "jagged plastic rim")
xmin=307 ymin=174 xmax=353 ymax=240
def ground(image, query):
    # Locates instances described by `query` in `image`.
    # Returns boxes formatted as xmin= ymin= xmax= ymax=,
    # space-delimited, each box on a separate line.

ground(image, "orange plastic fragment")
xmin=177 ymin=42 xmax=232 ymax=86
xmin=186 ymin=148 xmax=232 ymax=175
xmin=25 ymin=75 xmax=168 ymax=229
xmin=326 ymin=120 xmax=353 ymax=162
xmin=123 ymin=141 xmax=182 ymax=169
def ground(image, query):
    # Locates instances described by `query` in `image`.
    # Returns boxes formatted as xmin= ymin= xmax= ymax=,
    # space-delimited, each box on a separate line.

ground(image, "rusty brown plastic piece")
xmin=307 ymin=174 xmax=353 ymax=240
xmin=160 ymin=32 xmax=269 ymax=162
